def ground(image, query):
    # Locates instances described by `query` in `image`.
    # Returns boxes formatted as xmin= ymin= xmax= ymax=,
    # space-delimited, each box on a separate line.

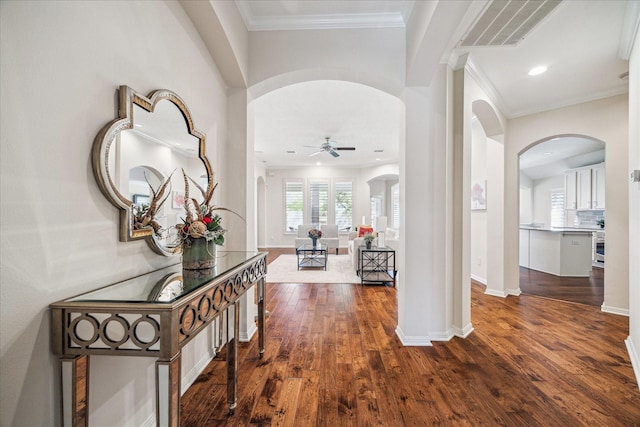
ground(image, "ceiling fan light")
xmin=528 ymin=65 xmax=548 ymax=76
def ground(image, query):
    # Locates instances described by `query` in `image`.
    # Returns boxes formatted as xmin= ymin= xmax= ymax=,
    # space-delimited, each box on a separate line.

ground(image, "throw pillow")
xmin=358 ymin=225 xmax=373 ymax=237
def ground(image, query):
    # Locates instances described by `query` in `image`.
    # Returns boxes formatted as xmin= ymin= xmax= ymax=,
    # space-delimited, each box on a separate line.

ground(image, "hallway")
xmin=180 ymin=255 xmax=637 ymax=426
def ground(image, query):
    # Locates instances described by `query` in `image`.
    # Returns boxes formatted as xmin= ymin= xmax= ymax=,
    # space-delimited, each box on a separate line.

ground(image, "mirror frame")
xmin=92 ymin=85 xmax=213 ymax=256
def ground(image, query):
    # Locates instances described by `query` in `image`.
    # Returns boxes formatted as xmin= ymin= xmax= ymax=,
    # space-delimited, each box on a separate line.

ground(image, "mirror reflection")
xmin=93 ymin=86 xmax=212 ymax=255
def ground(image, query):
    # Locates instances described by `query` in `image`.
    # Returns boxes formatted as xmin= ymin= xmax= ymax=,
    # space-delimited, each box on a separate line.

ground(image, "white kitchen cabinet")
xmin=519 ymin=229 xmax=530 ymax=267
xmin=565 ymin=163 xmax=605 ymax=211
xmin=591 ymin=164 xmax=605 ymax=209
xmin=527 ymin=229 xmax=592 ymax=277
xmin=577 ymin=168 xmax=592 ymax=210
xmin=564 ymin=170 xmax=577 ymax=209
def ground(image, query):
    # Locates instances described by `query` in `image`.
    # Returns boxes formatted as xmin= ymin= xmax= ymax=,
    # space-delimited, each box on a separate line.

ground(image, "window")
xmin=550 ymin=190 xmax=565 ymax=227
xmin=284 ymin=180 xmax=304 ymax=232
xmin=370 ymin=196 xmax=382 ymax=229
xmin=335 ymin=181 xmax=353 ymax=231
xmin=309 ymin=180 xmax=329 ymax=226
xmin=391 ymin=183 xmax=400 ymax=229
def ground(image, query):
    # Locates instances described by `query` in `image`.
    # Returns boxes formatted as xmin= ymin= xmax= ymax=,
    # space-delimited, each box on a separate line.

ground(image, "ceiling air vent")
xmin=459 ymin=0 xmax=562 ymax=47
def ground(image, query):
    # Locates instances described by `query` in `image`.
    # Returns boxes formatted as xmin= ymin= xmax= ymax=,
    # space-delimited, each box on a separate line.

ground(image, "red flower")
xmin=202 ymin=216 xmax=212 ymax=224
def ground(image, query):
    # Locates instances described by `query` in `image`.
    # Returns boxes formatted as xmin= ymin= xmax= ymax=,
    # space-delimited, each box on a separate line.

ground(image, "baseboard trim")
xmin=141 ymin=414 xmax=156 ymax=427
xmin=507 ymin=287 xmax=522 ymax=296
xmin=240 ymin=322 xmax=258 ymax=342
xmin=625 ymin=336 xmax=640 ymax=391
xmin=471 ymin=274 xmax=487 ymax=285
xmin=484 ymin=288 xmax=508 ymax=298
xmin=395 ymin=326 xmax=432 ymax=346
xmin=181 ymin=348 xmax=217 ymax=393
xmin=601 ymin=304 xmax=630 ymax=316
xmin=395 ymin=324 xmax=475 ymax=345
xmin=454 ymin=323 xmax=474 ymax=338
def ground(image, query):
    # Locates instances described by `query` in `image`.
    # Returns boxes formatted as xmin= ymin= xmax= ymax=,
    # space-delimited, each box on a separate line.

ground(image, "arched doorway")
xmin=518 ymin=135 xmax=606 ymax=306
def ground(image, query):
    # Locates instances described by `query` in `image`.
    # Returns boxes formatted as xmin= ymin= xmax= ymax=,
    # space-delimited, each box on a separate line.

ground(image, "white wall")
xmin=262 ymin=165 xmax=398 ymax=248
xmin=531 ymin=175 xmax=564 ymax=227
xmin=506 ymin=95 xmax=630 ymax=314
xmin=470 ymin=118 xmax=487 ymax=283
xmin=625 ymin=20 xmax=640 ymax=390
xmin=248 ymin=27 xmax=405 ymax=95
xmin=520 ymin=173 xmax=533 ymax=224
xmin=0 ymin=2 xmax=229 ymax=426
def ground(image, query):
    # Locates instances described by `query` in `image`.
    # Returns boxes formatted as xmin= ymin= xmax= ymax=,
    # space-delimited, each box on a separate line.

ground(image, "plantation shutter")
xmin=285 ymin=180 xmax=304 ymax=231
xmin=335 ymin=181 xmax=353 ymax=231
xmin=309 ymin=181 xmax=329 ymax=226
xmin=391 ymin=183 xmax=400 ymax=229
xmin=550 ymin=190 xmax=565 ymax=227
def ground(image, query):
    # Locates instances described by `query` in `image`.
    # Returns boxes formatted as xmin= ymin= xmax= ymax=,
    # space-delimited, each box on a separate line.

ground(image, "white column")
xmin=396 ymin=64 xmax=469 ymax=345
xmin=227 ymin=89 xmax=258 ymax=341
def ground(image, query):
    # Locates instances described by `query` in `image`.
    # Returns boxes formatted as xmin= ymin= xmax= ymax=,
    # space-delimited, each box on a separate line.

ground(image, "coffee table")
xmin=296 ymin=242 xmax=328 ymax=270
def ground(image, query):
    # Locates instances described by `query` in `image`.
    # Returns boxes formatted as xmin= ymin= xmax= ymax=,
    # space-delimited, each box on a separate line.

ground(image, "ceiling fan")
xmin=305 ymin=137 xmax=356 ymax=158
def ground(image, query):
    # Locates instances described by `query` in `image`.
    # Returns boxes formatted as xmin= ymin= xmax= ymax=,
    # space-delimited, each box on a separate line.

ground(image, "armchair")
xmin=294 ymin=224 xmax=316 ymax=249
xmin=319 ymin=224 xmax=339 ymax=254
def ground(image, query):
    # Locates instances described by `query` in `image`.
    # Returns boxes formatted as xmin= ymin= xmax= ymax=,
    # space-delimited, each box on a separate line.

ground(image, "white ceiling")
xmin=253 ymin=80 xmax=402 ymax=168
xmin=238 ymin=0 xmax=632 ymax=171
xmin=519 ymin=136 xmax=605 ymax=180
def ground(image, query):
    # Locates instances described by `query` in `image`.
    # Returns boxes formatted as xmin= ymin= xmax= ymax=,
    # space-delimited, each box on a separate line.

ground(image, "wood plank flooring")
xmin=181 ymin=249 xmax=639 ymax=426
xmin=519 ymin=265 xmax=604 ymax=306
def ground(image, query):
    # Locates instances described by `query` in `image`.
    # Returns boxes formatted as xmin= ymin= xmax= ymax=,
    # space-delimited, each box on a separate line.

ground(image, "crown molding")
xmin=235 ymin=0 xmax=411 ymax=32
xmin=463 ymin=57 xmax=511 ymax=118
xmin=508 ymin=86 xmax=629 ymax=119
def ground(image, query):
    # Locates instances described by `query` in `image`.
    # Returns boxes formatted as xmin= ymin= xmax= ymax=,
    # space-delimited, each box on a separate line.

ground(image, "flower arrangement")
xmin=133 ymin=171 xmax=173 ymax=237
xmin=363 ymin=232 xmax=376 ymax=243
xmin=308 ymin=228 xmax=322 ymax=239
xmin=175 ymin=169 xmax=232 ymax=250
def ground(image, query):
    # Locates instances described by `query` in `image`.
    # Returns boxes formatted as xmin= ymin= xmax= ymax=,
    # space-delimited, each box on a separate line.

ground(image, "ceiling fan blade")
xmin=335 ymin=147 xmax=356 ymax=151
xmin=329 ymin=149 xmax=340 ymax=158
xmin=309 ymin=150 xmax=323 ymax=157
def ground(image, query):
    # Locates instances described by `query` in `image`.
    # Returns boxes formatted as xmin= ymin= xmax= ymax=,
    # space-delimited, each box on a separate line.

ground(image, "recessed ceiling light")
xmin=544 ymin=152 xmax=553 ymax=155
xmin=374 ymin=149 xmax=384 ymax=153
xmin=376 ymin=158 xmax=381 ymax=161
xmin=286 ymin=150 xmax=296 ymax=154
xmin=528 ymin=66 xmax=547 ymax=76
xmin=316 ymin=162 xmax=321 ymax=166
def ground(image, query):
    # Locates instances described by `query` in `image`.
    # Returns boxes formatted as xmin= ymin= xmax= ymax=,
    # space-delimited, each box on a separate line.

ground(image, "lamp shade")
xmin=375 ymin=216 xmax=387 ymax=232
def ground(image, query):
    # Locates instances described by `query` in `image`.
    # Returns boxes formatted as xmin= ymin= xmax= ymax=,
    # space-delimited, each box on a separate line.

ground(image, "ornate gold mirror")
xmin=93 ymin=85 xmax=212 ymax=256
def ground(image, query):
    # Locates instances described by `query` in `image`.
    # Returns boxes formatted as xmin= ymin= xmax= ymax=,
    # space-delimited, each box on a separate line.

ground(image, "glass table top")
xmin=297 ymin=243 xmax=327 ymax=251
xmin=64 ymin=251 xmax=264 ymax=304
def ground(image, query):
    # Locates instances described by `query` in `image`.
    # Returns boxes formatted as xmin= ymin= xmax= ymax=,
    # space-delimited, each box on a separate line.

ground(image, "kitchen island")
xmin=520 ymin=226 xmax=595 ymax=277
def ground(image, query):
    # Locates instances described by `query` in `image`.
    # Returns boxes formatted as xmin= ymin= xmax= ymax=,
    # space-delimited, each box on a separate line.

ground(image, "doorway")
xmin=518 ymin=136 xmax=605 ymax=306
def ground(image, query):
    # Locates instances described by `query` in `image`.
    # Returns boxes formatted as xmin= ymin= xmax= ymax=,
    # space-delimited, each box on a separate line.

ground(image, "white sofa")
xmin=348 ymin=217 xmax=399 ymax=270
xmin=294 ymin=224 xmax=339 ymax=254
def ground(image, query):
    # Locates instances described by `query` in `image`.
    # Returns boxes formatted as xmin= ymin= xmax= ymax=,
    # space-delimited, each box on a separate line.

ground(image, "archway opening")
xmin=518 ymin=135 xmax=606 ymax=306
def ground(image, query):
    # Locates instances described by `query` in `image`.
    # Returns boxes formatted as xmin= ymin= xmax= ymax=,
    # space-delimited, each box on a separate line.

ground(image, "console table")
xmin=50 ymin=251 xmax=268 ymax=427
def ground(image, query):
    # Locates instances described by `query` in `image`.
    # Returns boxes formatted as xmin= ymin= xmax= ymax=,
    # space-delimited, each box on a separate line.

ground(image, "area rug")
xmin=266 ymin=254 xmax=360 ymax=284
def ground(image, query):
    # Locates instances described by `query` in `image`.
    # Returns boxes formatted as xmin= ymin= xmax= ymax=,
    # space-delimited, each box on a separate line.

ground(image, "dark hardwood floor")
xmin=519 ymin=265 xmax=604 ymax=306
xmin=180 ymin=249 xmax=638 ymax=426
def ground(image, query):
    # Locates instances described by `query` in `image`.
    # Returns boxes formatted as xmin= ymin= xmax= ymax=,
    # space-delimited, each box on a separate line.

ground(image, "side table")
xmin=358 ymin=245 xmax=396 ymax=285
